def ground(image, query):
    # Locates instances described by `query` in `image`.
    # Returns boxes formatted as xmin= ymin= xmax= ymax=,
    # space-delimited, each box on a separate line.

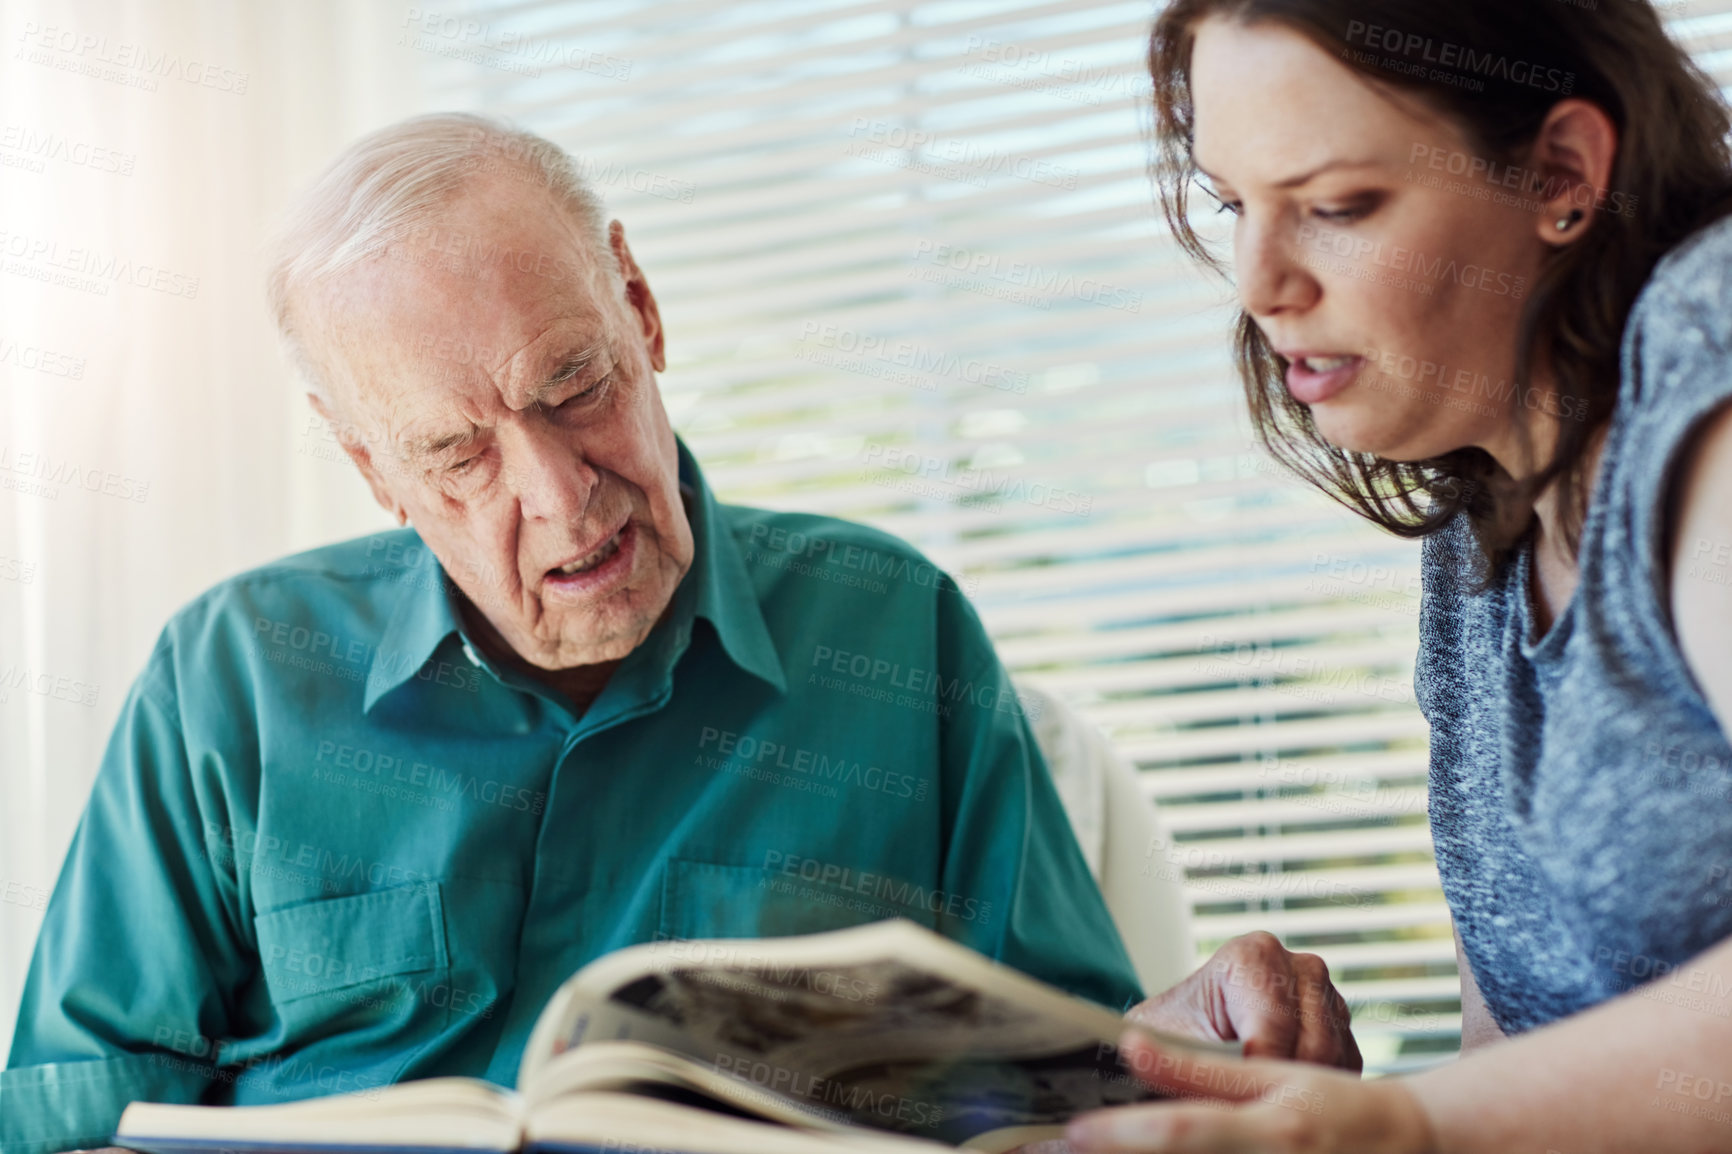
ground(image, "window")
xmin=432 ymin=0 xmax=1732 ymax=1071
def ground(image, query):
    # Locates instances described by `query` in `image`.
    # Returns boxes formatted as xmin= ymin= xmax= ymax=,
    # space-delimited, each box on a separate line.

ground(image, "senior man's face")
xmin=316 ymin=176 xmax=693 ymax=670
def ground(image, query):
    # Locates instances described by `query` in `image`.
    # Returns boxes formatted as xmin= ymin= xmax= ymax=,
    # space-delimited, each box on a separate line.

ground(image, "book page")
xmin=522 ymin=1040 xmax=856 ymax=1131
xmin=115 ymin=1078 xmax=522 ymax=1151
xmin=525 ymin=1090 xmax=950 ymax=1153
xmin=521 ymin=920 xmax=1229 ymax=1146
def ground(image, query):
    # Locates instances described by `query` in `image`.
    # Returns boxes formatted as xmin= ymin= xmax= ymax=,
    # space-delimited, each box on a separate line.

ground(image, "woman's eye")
xmin=1217 ymin=199 xmax=1242 ymax=217
xmin=1313 ymin=201 xmax=1375 ymax=224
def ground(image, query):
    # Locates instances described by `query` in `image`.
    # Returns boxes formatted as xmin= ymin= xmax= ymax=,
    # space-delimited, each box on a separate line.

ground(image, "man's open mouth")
xmin=551 ymin=530 xmax=624 ymax=577
xmin=542 ymin=520 xmax=637 ymax=596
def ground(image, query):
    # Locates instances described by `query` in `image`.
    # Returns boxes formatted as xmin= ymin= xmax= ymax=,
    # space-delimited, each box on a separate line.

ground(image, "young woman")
xmin=1067 ymin=2 xmax=1732 ymax=1151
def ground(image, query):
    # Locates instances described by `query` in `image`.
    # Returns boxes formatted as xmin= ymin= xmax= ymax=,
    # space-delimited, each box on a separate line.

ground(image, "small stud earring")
xmin=1555 ymin=209 xmax=1584 ymax=232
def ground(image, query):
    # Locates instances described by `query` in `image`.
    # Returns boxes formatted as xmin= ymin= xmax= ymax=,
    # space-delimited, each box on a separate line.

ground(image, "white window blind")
xmin=426 ymin=0 xmax=1732 ymax=1073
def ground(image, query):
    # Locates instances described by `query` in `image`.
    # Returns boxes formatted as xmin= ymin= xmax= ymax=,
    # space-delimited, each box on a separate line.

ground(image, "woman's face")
xmin=1189 ymin=18 xmax=1560 ymax=462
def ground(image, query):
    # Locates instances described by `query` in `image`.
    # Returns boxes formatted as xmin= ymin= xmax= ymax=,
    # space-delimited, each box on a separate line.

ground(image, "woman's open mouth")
xmin=1284 ymin=354 xmax=1363 ymax=405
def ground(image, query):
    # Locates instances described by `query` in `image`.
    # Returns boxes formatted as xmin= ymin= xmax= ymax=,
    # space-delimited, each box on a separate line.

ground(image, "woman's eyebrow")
xmin=1194 ymin=155 xmax=1381 ymax=189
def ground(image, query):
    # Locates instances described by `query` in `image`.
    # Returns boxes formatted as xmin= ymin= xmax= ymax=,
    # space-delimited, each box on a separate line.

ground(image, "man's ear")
xmin=609 ymin=220 xmax=666 ymax=373
xmin=1526 ymin=98 xmax=1620 ymax=248
xmin=308 ymin=392 xmax=409 ymax=526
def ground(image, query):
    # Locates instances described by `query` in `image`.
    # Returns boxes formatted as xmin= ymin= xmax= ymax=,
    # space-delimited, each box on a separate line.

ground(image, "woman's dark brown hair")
xmin=1149 ymin=0 xmax=1732 ymax=571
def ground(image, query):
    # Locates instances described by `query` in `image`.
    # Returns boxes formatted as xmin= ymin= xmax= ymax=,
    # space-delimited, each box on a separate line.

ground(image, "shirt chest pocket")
xmin=658 ymin=859 xmax=936 ymax=942
xmin=253 ymin=882 xmax=452 ymax=1047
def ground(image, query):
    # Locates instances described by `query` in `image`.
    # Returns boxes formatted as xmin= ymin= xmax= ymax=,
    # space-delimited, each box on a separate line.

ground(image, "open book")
xmin=117 ymin=919 xmax=1237 ymax=1154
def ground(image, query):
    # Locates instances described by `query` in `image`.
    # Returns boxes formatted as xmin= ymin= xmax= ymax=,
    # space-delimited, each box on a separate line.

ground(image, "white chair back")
xmin=1018 ymin=677 xmax=1196 ymax=995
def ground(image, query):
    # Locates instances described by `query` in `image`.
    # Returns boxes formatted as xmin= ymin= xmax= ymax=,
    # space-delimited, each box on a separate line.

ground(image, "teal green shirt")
xmin=0 ymin=442 xmax=1140 ymax=1154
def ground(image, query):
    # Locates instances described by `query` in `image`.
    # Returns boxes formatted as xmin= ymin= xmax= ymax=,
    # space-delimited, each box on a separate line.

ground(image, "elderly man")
xmin=1 ymin=114 xmax=1356 ymax=1154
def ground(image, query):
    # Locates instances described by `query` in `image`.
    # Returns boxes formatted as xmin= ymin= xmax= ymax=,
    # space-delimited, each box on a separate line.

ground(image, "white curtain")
xmin=0 ymin=0 xmax=440 ymax=1058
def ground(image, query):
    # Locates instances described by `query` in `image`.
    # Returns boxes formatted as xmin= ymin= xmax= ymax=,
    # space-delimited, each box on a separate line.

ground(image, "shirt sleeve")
xmin=2 ymin=633 xmax=249 ymax=1154
xmin=1615 ymin=242 xmax=1732 ymax=690
xmin=929 ymin=578 xmax=1145 ymax=1013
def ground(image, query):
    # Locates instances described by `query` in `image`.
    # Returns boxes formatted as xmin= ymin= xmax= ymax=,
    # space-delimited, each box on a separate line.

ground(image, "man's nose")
xmin=506 ymin=431 xmax=596 ymax=523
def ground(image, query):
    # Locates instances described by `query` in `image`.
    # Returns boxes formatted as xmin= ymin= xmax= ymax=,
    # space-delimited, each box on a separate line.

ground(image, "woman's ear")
xmin=1526 ymin=99 xmax=1620 ymax=247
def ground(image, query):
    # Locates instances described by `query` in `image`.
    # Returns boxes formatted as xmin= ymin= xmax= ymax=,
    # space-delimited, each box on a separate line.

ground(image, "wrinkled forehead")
xmin=319 ymin=179 xmax=617 ymax=421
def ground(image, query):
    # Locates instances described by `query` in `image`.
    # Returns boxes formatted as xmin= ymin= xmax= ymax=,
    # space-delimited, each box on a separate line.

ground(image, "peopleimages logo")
xmin=798 ymin=323 xmax=1030 ymax=394
xmin=761 ymin=850 xmax=992 ymax=926
xmin=1342 ymin=21 xmax=1573 ymax=95
xmin=806 ymin=644 xmax=1044 ymax=723
xmin=0 ymin=228 xmax=200 ymax=299
xmin=14 ymin=21 xmax=250 ymax=93
xmin=744 ymin=523 xmax=979 ymax=597
xmin=398 ymin=8 xmax=632 ymax=80
xmin=961 ymin=35 xmax=1137 ymax=98
xmin=910 ymin=241 xmax=1143 ymax=313
xmin=0 ymin=124 xmax=135 ymax=175
xmin=846 ymin=118 xmax=1079 ymax=190
xmin=1406 ymin=143 xmax=1637 ymax=220
xmin=0 ymin=334 xmax=84 ymax=379
xmin=860 ymin=443 xmax=1092 ymax=517
xmin=1296 ymin=223 xmax=1527 ymax=300
xmin=0 ymin=445 xmax=149 ymax=503
xmin=1360 ymin=344 xmax=1588 ymax=422
xmin=696 ymin=726 xmax=930 ymax=801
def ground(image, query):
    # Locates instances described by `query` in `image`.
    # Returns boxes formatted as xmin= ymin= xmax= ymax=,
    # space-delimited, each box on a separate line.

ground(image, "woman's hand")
xmin=1127 ymin=931 xmax=1362 ymax=1070
xmin=1067 ymin=1033 xmax=1436 ymax=1153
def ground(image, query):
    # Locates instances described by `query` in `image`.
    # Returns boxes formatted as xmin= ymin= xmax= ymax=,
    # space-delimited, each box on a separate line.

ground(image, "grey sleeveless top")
xmin=1418 ymin=213 xmax=1732 ymax=1034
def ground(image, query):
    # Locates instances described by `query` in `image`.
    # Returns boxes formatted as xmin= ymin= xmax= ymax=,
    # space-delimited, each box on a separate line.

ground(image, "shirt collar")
xmin=681 ymin=441 xmax=787 ymax=695
xmin=362 ymin=437 xmax=785 ymax=713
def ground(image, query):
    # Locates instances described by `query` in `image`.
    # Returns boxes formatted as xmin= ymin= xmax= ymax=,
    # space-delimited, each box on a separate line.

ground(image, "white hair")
xmin=265 ymin=111 xmax=613 ymax=405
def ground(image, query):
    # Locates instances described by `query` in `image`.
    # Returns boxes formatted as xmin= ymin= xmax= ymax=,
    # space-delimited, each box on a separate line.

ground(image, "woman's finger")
xmin=1115 ymin=1030 xmax=1304 ymax=1105
xmin=1083 ymin=1034 xmax=1431 ymax=1154
xmin=1067 ymin=1100 xmax=1269 ymax=1153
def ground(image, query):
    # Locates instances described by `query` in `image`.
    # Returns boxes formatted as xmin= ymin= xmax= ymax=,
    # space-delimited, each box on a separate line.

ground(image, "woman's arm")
xmin=1452 ymin=925 xmax=1505 ymax=1054
xmin=1414 ymin=932 xmax=1732 ymax=1152
xmin=1067 ymin=933 xmax=1732 ymax=1153
xmin=1065 ymin=408 xmax=1732 ymax=1154
xmin=1669 ymin=403 xmax=1732 ymax=729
